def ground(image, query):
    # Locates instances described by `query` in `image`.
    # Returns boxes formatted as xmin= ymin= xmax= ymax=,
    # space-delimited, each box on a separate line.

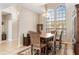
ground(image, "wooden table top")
xmin=27 ymin=31 xmax=55 ymax=38
xmin=40 ymin=33 xmax=55 ymax=38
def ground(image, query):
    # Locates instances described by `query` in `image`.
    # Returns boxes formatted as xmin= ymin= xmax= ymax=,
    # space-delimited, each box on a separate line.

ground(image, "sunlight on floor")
xmin=0 ymin=40 xmax=18 ymax=54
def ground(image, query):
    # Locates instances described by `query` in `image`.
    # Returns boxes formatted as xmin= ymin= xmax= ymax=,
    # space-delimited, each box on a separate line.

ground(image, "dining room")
xmin=1 ymin=1 xmax=79 ymax=59
xmin=0 ymin=3 xmax=75 ymax=55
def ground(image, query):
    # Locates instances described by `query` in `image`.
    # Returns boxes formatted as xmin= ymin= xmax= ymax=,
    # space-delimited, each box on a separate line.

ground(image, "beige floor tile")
xmin=0 ymin=40 xmax=74 ymax=55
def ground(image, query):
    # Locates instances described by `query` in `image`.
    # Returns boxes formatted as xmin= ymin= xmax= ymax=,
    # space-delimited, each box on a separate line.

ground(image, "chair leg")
xmin=54 ymin=46 xmax=56 ymax=54
xmin=36 ymin=50 xmax=40 ymax=55
xmin=59 ymin=41 xmax=62 ymax=49
xmin=31 ymin=44 xmax=33 ymax=55
xmin=41 ymin=48 xmax=44 ymax=55
xmin=59 ymin=44 xmax=62 ymax=49
xmin=34 ymin=49 xmax=41 ymax=55
xmin=45 ymin=46 xmax=47 ymax=55
xmin=51 ymin=45 xmax=55 ymax=55
xmin=54 ymin=41 xmax=56 ymax=54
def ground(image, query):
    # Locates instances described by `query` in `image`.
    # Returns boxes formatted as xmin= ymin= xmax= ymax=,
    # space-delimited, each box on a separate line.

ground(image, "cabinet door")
xmin=2 ymin=34 xmax=6 ymax=40
xmin=74 ymin=43 xmax=79 ymax=55
xmin=75 ymin=5 xmax=79 ymax=55
xmin=76 ymin=9 xmax=79 ymax=42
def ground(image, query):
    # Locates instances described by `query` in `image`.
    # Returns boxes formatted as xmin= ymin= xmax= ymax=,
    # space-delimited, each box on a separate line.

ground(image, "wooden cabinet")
xmin=37 ymin=24 xmax=43 ymax=33
xmin=2 ymin=33 xmax=6 ymax=41
xmin=74 ymin=4 xmax=79 ymax=55
xmin=74 ymin=43 xmax=79 ymax=55
xmin=23 ymin=34 xmax=30 ymax=46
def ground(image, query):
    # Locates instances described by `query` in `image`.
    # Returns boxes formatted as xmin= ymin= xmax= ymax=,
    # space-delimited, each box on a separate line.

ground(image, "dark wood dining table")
xmin=40 ymin=33 xmax=55 ymax=38
xmin=27 ymin=32 xmax=55 ymax=44
xmin=26 ymin=32 xmax=55 ymax=54
xmin=40 ymin=32 xmax=55 ymax=43
xmin=40 ymin=32 xmax=55 ymax=54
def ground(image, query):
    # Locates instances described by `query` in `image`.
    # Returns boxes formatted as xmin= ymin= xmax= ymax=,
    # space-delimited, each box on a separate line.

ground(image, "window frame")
xmin=46 ymin=4 xmax=66 ymax=37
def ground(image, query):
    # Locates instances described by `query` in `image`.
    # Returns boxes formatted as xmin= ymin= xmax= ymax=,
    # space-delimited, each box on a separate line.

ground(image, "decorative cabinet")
xmin=74 ymin=4 xmax=79 ymax=55
xmin=2 ymin=33 xmax=6 ymax=41
xmin=23 ymin=34 xmax=30 ymax=46
xmin=37 ymin=24 xmax=43 ymax=33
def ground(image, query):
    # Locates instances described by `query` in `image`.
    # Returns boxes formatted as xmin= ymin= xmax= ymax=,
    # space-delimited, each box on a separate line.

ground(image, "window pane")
xmin=63 ymin=13 xmax=65 ymax=17
xmin=47 ymin=18 xmax=51 ymax=21
xmin=46 ymin=4 xmax=66 ymax=33
xmin=51 ymin=18 xmax=54 ymax=21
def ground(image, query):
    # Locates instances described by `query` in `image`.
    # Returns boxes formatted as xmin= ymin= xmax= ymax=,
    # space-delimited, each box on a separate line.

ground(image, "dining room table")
xmin=40 ymin=32 xmax=55 ymax=44
xmin=40 ymin=32 xmax=55 ymax=38
xmin=40 ymin=32 xmax=55 ymax=54
xmin=27 ymin=32 xmax=55 ymax=43
xmin=26 ymin=31 xmax=56 ymax=54
xmin=27 ymin=31 xmax=55 ymax=44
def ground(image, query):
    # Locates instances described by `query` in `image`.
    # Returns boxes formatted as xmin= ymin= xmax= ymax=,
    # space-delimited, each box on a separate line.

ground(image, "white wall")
xmin=16 ymin=6 xmax=39 ymax=47
xmin=8 ymin=18 xmax=12 ymax=41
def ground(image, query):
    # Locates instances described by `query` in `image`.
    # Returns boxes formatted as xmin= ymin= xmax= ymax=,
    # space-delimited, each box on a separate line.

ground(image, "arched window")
xmin=56 ymin=5 xmax=66 ymax=21
xmin=46 ymin=4 xmax=66 ymax=38
xmin=56 ymin=5 xmax=66 ymax=38
xmin=46 ymin=9 xmax=55 ymax=32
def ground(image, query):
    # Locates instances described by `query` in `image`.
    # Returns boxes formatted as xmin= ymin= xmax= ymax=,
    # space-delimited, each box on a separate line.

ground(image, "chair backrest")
xmin=60 ymin=31 xmax=63 ymax=40
xmin=29 ymin=31 xmax=41 ymax=48
xmin=56 ymin=30 xmax=63 ymax=40
xmin=51 ymin=30 xmax=57 ymax=40
xmin=54 ymin=30 xmax=63 ymax=46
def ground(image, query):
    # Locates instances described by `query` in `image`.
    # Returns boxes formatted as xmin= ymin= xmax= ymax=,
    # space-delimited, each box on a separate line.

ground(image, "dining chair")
xmin=48 ymin=30 xmax=63 ymax=54
xmin=55 ymin=30 xmax=63 ymax=50
xmin=47 ymin=30 xmax=57 ymax=54
xmin=29 ymin=31 xmax=47 ymax=55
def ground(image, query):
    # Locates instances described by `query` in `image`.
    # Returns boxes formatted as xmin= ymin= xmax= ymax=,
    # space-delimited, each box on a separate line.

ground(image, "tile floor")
xmin=0 ymin=40 xmax=18 ymax=54
xmin=0 ymin=40 xmax=74 ymax=55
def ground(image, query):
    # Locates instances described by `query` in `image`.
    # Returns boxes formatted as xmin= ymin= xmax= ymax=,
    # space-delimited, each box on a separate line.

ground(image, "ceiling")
xmin=0 ymin=3 xmax=16 ymax=10
xmin=0 ymin=3 xmax=46 ymax=14
xmin=0 ymin=3 xmax=76 ymax=14
xmin=21 ymin=3 xmax=46 ymax=14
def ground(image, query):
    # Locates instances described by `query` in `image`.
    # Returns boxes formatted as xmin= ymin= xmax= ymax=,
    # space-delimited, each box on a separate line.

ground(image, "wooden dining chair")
xmin=55 ymin=30 xmax=63 ymax=50
xmin=48 ymin=30 xmax=63 ymax=54
xmin=47 ymin=30 xmax=57 ymax=54
xmin=29 ymin=31 xmax=47 ymax=55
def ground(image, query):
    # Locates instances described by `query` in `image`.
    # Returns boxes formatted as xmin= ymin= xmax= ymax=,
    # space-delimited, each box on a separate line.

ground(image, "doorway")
xmin=2 ymin=12 xmax=12 ymax=42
